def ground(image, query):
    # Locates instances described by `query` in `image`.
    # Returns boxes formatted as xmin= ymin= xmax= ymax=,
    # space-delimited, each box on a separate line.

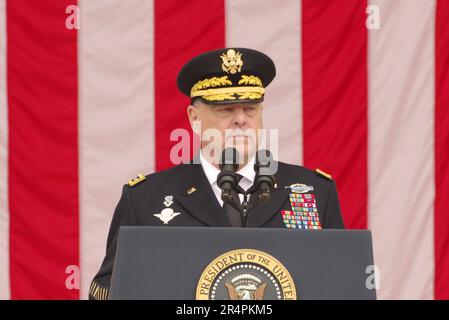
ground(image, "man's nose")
xmin=232 ymin=106 xmax=247 ymax=127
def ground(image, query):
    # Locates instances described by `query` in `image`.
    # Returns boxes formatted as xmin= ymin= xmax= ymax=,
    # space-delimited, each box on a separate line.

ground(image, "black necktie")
xmin=223 ymin=174 xmax=243 ymax=227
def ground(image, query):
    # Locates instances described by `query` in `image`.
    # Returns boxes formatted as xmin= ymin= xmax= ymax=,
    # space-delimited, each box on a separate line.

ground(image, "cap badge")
xmin=221 ymin=49 xmax=243 ymax=74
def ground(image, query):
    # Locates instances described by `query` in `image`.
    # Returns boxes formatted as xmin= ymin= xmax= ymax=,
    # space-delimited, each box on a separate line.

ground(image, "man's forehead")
xmin=195 ymin=101 xmax=262 ymax=109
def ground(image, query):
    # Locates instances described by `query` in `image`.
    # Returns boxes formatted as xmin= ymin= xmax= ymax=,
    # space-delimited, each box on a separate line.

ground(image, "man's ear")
xmin=187 ymin=104 xmax=199 ymax=129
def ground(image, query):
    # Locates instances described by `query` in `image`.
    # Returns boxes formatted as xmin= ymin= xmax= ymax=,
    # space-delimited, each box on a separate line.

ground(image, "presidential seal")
xmin=196 ymin=249 xmax=297 ymax=300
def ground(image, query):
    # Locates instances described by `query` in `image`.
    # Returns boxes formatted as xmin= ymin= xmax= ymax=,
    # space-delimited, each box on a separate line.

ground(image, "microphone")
xmin=217 ymin=148 xmax=239 ymax=203
xmin=254 ymin=149 xmax=276 ymax=203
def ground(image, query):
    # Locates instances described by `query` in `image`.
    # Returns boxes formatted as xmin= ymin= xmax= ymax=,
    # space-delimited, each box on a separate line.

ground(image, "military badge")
xmin=196 ymin=249 xmax=297 ymax=300
xmin=281 ymin=210 xmax=322 ymax=230
xmin=285 ymin=183 xmax=314 ymax=194
xmin=154 ymin=208 xmax=180 ymax=224
xmin=163 ymin=195 xmax=173 ymax=207
xmin=220 ymin=49 xmax=243 ymax=74
xmin=281 ymin=193 xmax=322 ymax=230
xmin=128 ymin=173 xmax=145 ymax=187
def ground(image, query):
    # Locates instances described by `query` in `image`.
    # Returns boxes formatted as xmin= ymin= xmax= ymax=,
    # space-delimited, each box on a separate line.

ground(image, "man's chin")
xmin=229 ymin=143 xmax=257 ymax=166
xmin=225 ymin=137 xmax=256 ymax=148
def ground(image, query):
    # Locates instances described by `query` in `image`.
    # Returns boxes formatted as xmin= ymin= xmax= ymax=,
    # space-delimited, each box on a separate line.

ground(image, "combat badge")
xmin=285 ymin=183 xmax=314 ymax=194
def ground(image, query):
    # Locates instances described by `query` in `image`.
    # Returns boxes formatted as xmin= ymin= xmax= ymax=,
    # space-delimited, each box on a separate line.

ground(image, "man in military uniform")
xmin=89 ymin=48 xmax=344 ymax=300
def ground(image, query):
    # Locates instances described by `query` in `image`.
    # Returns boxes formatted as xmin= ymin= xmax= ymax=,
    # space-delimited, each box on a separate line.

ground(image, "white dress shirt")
xmin=199 ymin=151 xmax=255 ymax=206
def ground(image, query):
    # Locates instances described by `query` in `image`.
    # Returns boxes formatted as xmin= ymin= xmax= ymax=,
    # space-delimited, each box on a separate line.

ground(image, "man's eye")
xmin=217 ymin=107 xmax=232 ymax=112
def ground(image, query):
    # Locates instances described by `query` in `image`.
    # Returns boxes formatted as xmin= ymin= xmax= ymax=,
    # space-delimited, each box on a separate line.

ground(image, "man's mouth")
xmin=227 ymin=135 xmax=249 ymax=138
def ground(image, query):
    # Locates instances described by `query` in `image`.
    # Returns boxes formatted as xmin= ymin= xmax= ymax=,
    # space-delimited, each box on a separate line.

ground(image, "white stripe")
xmin=226 ymin=0 xmax=302 ymax=165
xmin=0 ymin=0 xmax=10 ymax=300
xmin=368 ymin=0 xmax=435 ymax=299
xmin=79 ymin=0 xmax=155 ymax=299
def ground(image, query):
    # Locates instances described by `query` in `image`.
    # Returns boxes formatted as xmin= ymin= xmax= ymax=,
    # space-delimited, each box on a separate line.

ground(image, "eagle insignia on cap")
xmin=221 ymin=49 xmax=243 ymax=74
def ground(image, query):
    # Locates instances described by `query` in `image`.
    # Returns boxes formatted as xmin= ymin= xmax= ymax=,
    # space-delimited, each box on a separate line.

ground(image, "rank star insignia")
xmin=285 ymin=183 xmax=314 ymax=194
xmin=128 ymin=173 xmax=145 ymax=187
xmin=164 ymin=195 xmax=173 ymax=207
xmin=154 ymin=208 xmax=181 ymax=224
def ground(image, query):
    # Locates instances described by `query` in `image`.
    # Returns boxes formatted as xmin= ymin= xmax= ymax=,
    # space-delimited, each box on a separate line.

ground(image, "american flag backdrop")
xmin=0 ymin=0 xmax=448 ymax=300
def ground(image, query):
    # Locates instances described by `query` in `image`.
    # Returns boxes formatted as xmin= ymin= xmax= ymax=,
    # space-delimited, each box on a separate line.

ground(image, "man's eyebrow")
xmin=216 ymin=105 xmax=234 ymax=109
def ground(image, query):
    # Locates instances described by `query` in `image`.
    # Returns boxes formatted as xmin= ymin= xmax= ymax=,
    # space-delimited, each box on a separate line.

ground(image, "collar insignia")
xmin=187 ymin=187 xmax=197 ymax=195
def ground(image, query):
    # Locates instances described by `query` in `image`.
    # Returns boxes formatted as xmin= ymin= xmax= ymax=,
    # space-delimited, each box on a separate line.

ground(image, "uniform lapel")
xmin=174 ymin=160 xmax=290 ymax=228
xmin=175 ymin=163 xmax=231 ymax=227
xmin=246 ymin=186 xmax=290 ymax=228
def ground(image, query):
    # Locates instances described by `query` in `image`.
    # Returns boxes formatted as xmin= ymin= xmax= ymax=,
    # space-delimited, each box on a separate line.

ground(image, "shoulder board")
xmin=128 ymin=173 xmax=146 ymax=187
xmin=315 ymin=168 xmax=332 ymax=180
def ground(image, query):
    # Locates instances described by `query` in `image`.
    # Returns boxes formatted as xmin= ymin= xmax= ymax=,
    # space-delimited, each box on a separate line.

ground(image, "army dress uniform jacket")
xmin=89 ymin=161 xmax=345 ymax=300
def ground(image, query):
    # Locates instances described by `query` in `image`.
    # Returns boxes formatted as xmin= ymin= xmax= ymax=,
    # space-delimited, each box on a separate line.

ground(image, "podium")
xmin=109 ymin=227 xmax=376 ymax=300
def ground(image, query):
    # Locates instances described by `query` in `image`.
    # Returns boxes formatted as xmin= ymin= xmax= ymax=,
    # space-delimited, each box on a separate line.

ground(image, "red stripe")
xmin=7 ymin=1 xmax=79 ymax=299
xmin=435 ymin=0 xmax=449 ymax=300
xmin=154 ymin=0 xmax=225 ymax=171
xmin=302 ymin=0 xmax=368 ymax=229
